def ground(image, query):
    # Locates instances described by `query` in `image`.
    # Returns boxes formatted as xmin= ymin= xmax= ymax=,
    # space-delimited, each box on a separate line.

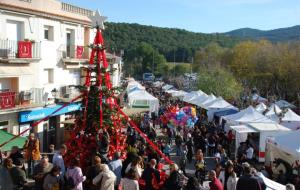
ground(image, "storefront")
xmin=18 ymin=103 xmax=81 ymax=151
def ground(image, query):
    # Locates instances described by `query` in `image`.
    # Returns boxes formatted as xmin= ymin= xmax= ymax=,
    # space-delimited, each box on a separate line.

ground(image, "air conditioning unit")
xmin=60 ymin=86 xmax=71 ymax=96
xmin=20 ymin=91 xmax=32 ymax=101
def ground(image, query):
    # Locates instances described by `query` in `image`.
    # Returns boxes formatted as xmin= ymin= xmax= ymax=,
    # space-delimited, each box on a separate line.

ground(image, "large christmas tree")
xmin=64 ymin=26 xmax=127 ymax=167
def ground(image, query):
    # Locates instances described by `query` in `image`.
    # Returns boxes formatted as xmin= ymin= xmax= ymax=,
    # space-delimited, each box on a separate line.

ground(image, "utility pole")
xmin=173 ymin=49 xmax=176 ymax=78
xmin=152 ymin=50 xmax=154 ymax=74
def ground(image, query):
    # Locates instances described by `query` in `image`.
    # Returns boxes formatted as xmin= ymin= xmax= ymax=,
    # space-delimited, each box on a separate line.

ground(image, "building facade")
xmin=0 ymin=0 xmax=122 ymax=151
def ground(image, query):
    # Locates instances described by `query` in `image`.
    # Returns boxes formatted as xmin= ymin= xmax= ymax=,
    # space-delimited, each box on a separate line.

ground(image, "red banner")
xmin=18 ymin=41 xmax=32 ymax=58
xmin=76 ymin=46 xmax=84 ymax=59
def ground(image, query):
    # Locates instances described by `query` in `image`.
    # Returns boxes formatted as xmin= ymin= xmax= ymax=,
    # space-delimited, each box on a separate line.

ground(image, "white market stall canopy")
xmin=187 ymin=93 xmax=208 ymax=105
xmin=248 ymin=123 xmax=290 ymax=132
xmin=128 ymin=90 xmax=159 ymax=113
xmin=265 ymin=104 xmax=282 ymax=122
xmin=275 ymin=100 xmax=296 ymax=109
xmin=168 ymin=90 xmax=187 ymax=98
xmin=223 ymin=106 xmax=275 ymax=125
xmin=266 ymin=130 xmax=300 ymax=166
xmin=230 ymin=125 xmax=258 ymax=133
xmin=182 ymin=90 xmax=206 ymax=103
xmin=255 ymin=102 xmax=267 ymax=113
xmin=252 ymin=93 xmax=267 ymax=103
xmin=126 ymin=81 xmax=145 ymax=94
xmin=282 ymin=109 xmax=300 ymax=122
xmin=162 ymin=84 xmax=174 ymax=91
xmin=257 ymin=173 xmax=286 ymax=190
xmin=281 ymin=109 xmax=300 ymax=130
xmin=203 ymin=97 xmax=236 ymax=110
xmin=195 ymin=94 xmax=216 ymax=107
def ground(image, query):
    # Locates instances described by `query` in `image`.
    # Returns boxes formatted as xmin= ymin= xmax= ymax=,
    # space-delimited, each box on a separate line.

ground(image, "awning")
xmin=214 ymin=109 xmax=239 ymax=118
xmin=0 ymin=130 xmax=27 ymax=151
xmin=229 ymin=125 xmax=258 ymax=133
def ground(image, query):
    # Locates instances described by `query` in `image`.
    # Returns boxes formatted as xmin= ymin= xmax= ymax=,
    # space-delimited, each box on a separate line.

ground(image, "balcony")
xmin=0 ymin=89 xmax=45 ymax=112
xmin=0 ymin=39 xmax=41 ymax=63
xmin=60 ymin=44 xmax=89 ymax=68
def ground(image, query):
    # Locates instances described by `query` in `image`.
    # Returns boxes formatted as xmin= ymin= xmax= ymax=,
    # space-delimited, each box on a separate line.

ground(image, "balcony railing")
xmin=0 ymin=88 xmax=45 ymax=110
xmin=0 ymin=91 xmax=16 ymax=109
xmin=0 ymin=39 xmax=41 ymax=59
xmin=61 ymin=44 xmax=89 ymax=59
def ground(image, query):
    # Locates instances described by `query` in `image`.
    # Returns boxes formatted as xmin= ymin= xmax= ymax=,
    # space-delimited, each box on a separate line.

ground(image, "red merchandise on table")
xmin=18 ymin=41 xmax=32 ymax=58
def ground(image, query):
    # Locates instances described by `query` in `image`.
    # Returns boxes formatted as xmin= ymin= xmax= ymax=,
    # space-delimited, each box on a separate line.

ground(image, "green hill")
xmin=103 ymin=22 xmax=240 ymax=62
xmin=225 ymin=25 xmax=300 ymax=42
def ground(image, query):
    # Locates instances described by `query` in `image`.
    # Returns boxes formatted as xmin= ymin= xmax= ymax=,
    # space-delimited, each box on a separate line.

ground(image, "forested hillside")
xmin=103 ymin=22 xmax=240 ymax=62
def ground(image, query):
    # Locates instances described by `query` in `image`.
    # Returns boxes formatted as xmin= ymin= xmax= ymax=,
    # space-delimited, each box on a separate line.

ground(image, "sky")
xmin=63 ymin=0 xmax=300 ymax=33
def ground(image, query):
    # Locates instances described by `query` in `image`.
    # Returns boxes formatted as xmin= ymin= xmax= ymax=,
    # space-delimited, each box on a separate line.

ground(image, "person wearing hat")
xmin=236 ymin=162 xmax=261 ymax=190
xmin=23 ymin=133 xmax=41 ymax=177
xmin=10 ymin=158 xmax=28 ymax=190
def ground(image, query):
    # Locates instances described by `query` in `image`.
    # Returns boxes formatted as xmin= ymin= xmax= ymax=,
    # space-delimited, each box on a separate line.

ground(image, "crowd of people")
xmin=0 ymin=81 xmax=299 ymax=190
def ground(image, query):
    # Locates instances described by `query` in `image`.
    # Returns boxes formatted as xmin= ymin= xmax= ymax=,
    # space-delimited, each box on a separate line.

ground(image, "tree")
xmin=196 ymin=66 xmax=242 ymax=100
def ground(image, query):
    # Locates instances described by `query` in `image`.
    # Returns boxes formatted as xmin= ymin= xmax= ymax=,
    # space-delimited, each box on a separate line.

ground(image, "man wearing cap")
xmin=236 ymin=162 xmax=261 ymax=190
xmin=33 ymin=155 xmax=53 ymax=190
xmin=10 ymin=158 xmax=28 ymax=190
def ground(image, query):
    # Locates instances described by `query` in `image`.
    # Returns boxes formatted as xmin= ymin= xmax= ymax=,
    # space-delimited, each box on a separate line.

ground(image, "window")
xmin=44 ymin=69 xmax=54 ymax=84
xmin=44 ymin=26 xmax=54 ymax=41
xmin=0 ymin=120 xmax=9 ymax=131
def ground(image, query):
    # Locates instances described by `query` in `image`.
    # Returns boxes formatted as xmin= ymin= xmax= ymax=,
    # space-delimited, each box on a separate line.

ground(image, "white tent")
xmin=153 ymin=81 xmax=164 ymax=88
xmin=255 ymin=102 xmax=267 ymax=113
xmin=162 ymin=84 xmax=174 ymax=91
xmin=223 ymin=106 xmax=275 ymax=126
xmin=188 ymin=93 xmax=208 ymax=105
xmin=170 ymin=90 xmax=187 ymax=98
xmin=126 ymin=81 xmax=145 ymax=94
xmin=276 ymin=100 xmax=296 ymax=109
xmin=128 ymin=90 xmax=159 ymax=114
xmin=203 ymin=97 xmax=236 ymax=110
xmin=204 ymin=97 xmax=238 ymax=121
xmin=182 ymin=90 xmax=206 ymax=103
xmin=281 ymin=109 xmax=300 ymax=130
xmin=266 ymin=130 xmax=300 ymax=166
xmin=252 ymin=93 xmax=267 ymax=103
xmin=196 ymin=94 xmax=216 ymax=107
xmin=265 ymin=104 xmax=282 ymax=122
xmin=257 ymin=173 xmax=286 ymax=190
xmin=230 ymin=123 xmax=290 ymax=162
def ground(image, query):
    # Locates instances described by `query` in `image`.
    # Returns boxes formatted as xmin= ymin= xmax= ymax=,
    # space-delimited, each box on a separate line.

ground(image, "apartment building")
xmin=0 ymin=0 xmax=122 ymax=150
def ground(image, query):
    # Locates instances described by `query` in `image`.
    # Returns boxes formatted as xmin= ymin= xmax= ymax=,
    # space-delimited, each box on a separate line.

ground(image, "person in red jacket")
xmin=209 ymin=170 xmax=224 ymax=190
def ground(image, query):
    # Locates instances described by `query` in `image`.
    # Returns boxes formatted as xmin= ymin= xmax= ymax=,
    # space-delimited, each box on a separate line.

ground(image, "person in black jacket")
xmin=164 ymin=163 xmax=183 ymax=190
xmin=10 ymin=158 xmax=28 ymax=190
xmin=141 ymin=159 xmax=160 ymax=190
xmin=8 ymin=146 xmax=23 ymax=166
xmin=236 ymin=162 xmax=262 ymax=190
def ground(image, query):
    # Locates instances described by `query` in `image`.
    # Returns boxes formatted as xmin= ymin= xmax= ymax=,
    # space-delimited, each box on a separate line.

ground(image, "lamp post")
xmin=51 ymin=88 xmax=58 ymax=104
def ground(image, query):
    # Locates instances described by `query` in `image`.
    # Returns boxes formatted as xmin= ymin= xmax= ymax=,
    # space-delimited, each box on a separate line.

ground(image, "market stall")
xmin=230 ymin=123 xmax=290 ymax=162
xmin=128 ymin=90 xmax=160 ymax=114
xmin=280 ymin=109 xmax=300 ymax=130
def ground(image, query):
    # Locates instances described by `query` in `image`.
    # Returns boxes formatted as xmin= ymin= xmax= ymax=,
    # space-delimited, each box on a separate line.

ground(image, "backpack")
xmin=66 ymin=176 xmax=75 ymax=190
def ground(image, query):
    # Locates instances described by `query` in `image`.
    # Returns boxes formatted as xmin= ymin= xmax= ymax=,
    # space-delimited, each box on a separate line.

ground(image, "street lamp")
xmin=51 ymin=88 xmax=58 ymax=103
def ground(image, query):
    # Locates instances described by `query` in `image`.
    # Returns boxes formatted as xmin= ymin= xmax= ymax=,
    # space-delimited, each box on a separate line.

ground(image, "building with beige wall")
xmin=0 ymin=0 xmax=122 ymax=151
